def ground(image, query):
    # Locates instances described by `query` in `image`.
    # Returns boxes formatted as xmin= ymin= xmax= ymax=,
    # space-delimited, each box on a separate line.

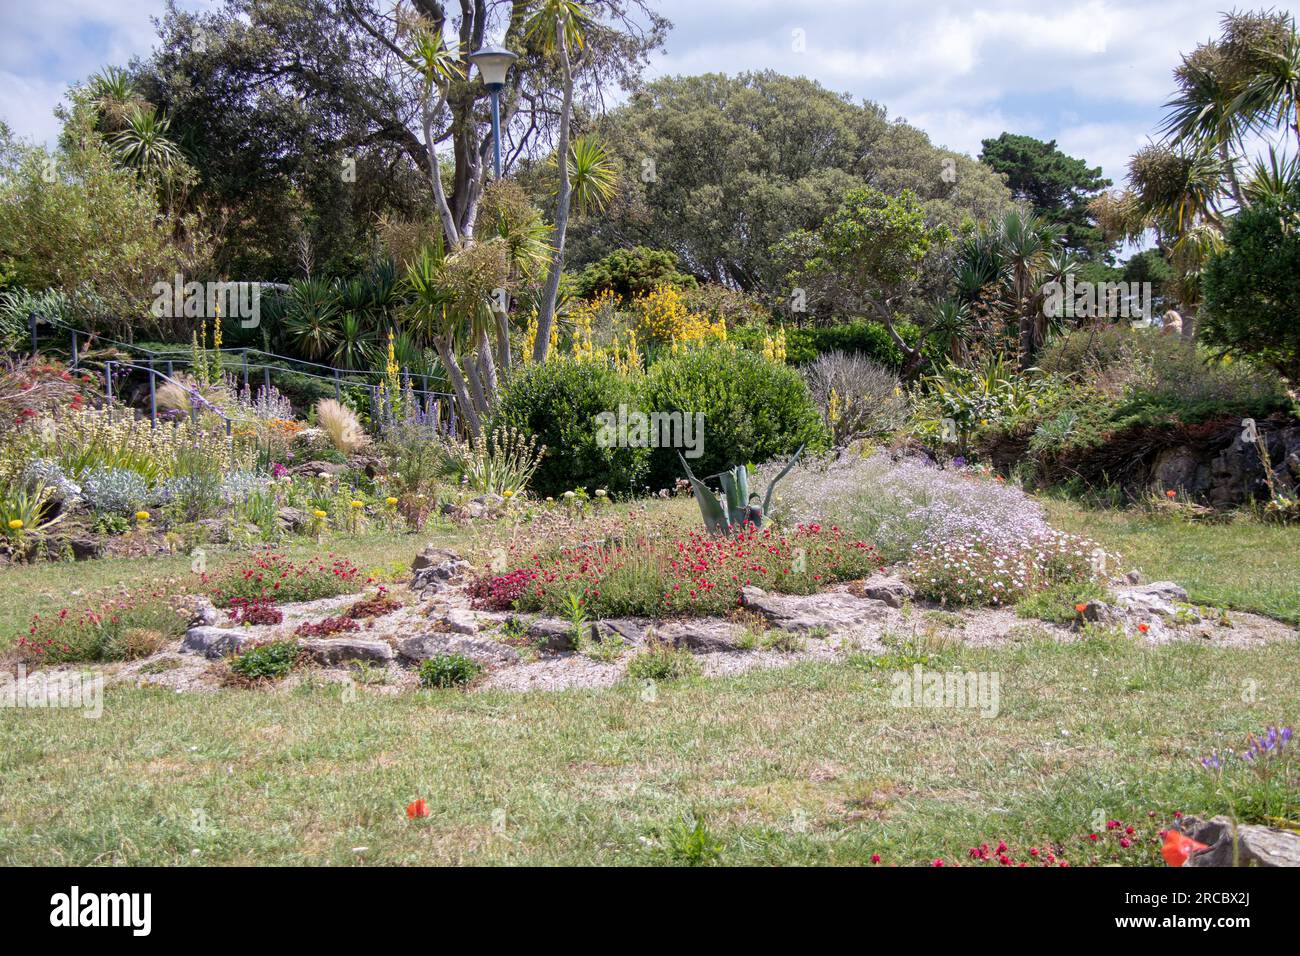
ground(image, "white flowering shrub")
xmin=80 ymin=468 xmax=150 ymax=516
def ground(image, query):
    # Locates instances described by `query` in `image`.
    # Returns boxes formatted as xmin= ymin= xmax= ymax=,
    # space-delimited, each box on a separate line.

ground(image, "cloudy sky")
xmin=0 ymin=0 xmax=1292 ymax=187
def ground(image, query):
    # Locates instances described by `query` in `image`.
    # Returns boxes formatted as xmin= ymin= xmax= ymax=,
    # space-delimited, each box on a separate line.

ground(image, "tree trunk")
xmin=494 ymin=307 xmax=512 ymax=375
xmin=434 ymin=337 xmax=481 ymax=438
xmin=531 ymin=23 xmax=574 ymax=363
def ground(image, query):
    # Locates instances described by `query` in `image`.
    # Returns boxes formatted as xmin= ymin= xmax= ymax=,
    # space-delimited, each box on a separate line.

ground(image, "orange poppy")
xmin=406 ymin=799 xmax=430 ymax=819
xmin=1160 ymin=829 xmax=1209 ymax=867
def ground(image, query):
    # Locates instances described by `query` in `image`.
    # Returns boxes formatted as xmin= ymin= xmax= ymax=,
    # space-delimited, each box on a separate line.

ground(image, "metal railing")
xmin=32 ymin=314 xmax=460 ymax=434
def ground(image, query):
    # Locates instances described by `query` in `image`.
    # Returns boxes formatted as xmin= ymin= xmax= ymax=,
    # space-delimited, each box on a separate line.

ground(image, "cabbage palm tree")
xmin=997 ymin=209 xmax=1058 ymax=369
xmin=528 ymin=0 xmax=591 ymax=363
xmin=110 ymin=107 xmax=183 ymax=175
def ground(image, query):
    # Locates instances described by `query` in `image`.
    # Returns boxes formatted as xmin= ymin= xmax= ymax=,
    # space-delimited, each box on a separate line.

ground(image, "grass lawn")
xmin=1 ymin=635 xmax=1296 ymax=865
xmin=1044 ymin=499 xmax=1300 ymax=625
xmin=1 ymin=500 xmax=1295 ymax=865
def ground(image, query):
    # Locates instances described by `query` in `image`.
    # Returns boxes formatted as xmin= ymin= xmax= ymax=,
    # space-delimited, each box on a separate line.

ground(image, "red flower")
xmin=870 ymin=854 xmax=880 ymax=864
xmin=406 ymin=799 xmax=430 ymax=819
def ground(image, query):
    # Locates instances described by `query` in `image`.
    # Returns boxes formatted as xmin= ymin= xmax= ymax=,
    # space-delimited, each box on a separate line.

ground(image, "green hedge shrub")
xmin=730 ymin=319 xmax=928 ymax=369
xmin=491 ymin=358 xmax=649 ymax=498
xmin=641 ymin=344 xmax=828 ymax=490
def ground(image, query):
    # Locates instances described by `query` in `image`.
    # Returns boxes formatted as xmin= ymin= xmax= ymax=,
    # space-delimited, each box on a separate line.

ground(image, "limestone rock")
xmin=303 ymin=638 xmax=395 ymax=665
xmin=741 ymin=586 xmax=884 ymax=632
xmin=1181 ymin=815 xmax=1300 ymax=867
xmin=525 ymin=617 xmax=577 ymax=652
xmin=1114 ymin=581 xmax=1189 ymax=619
xmin=854 ymin=574 xmax=915 ymax=608
xmin=410 ymin=547 xmax=470 ymax=595
xmin=398 ymin=633 xmax=520 ymax=667
xmin=181 ymin=626 xmax=252 ymax=659
xmin=188 ymin=597 xmax=221 ymax=628
xmin=429 ymin=606 xmax=478 ymax=635
xmin=277 ymin=507 xmax=308 ymax=532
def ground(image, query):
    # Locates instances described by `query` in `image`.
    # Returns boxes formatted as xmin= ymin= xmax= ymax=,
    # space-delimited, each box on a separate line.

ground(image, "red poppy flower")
xmin=406 ymin=799 xmax=430 ymax=819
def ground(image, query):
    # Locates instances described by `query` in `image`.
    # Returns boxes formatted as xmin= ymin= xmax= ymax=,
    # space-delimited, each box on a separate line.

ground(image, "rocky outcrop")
xmin=1180 ymin=815 xmax=1300 ymax=867
xmin=852 ymin=574 xmax=915 ymax=609
xmin=1152 ymin=420 xmax=1300 ymax=508
xmin=410 ymin=547 xmax=471 ymax=596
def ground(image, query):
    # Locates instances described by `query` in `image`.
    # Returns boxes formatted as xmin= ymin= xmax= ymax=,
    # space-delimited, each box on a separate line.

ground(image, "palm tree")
xmin=563 ymin=136 xmax=618 ymax=216
xmin=527 ymin=0 xmax=591 ymax=363
xmin=282 ymin=279 xmax=340 ymax=361
xmin=88 ymin=67 xmax=146 ymax=131
xmin=997 ymin=209 xmax=1058 ymax=369
xmin=1233 ymin=17 xmax=1300 ymax=146
xmin=111 ymin=106 xmax=183 ymax=176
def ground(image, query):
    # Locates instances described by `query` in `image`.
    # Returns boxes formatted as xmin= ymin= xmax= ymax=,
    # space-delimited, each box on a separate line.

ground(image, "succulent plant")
xmin=678 ymin=445 xmax=804 ymax=535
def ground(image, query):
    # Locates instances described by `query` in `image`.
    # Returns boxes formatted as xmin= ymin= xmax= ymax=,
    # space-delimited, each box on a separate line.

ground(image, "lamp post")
xmin=468 ymin=45 xmax=518 ymax=180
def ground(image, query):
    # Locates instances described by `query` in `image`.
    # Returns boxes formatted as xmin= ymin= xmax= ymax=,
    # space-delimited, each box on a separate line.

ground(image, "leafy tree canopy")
xmin=979 ymin=132 xmax=1114 ymax=260
xmin=568 ymin=71 xmax=1010 ymax=296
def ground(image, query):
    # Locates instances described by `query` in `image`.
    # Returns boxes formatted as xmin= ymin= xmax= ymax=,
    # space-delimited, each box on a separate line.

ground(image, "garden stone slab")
xmin=181 ymin=626 xmax=253 ymax=659
xmin=1181 ymin=815 xmax=1300 ymax=867
xmin=428 ymin=607 xmax=478 ymax=635
xmin=398 ymin=633 xmax=520 ymax=667
xmin=741 ymin=586 xmax=885 ymax=633
xmin=303 ymin=638 xmax=395 ymax=665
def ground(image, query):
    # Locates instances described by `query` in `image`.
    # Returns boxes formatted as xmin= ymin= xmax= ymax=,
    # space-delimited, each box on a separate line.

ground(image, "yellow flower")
xmin=313 ymin=509 xmax=328 ymax=520
xmin=502 ymin=489 xmax=514 ymax=499
xmin=350 ymin=500 xmax=365 ymax=509
xmin=7 ymin=519 xmax=23 ymax=531
xmin=385 ymin=496 xmax=399 ymax=506
xmin=135 ymin=511 xmax=151 ymax=522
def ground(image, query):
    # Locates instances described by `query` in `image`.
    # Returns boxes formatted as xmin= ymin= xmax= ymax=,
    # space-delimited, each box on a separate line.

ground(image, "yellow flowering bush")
xmin=631 ymin=284 xmax=725 ymax=346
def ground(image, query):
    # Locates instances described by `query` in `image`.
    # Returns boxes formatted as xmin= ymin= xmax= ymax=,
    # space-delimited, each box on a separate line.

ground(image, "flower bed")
xmin=14 ymin=588 xmax=187 ymax=664
xmin=472 ymin=524 xmax=882 ymax=618
xmin=203 ymin=552 xmax=366 ymax=607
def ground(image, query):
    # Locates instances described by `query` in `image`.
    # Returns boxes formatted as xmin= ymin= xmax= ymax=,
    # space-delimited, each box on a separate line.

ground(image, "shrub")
xmin=908 ymin=528 xmax=1098 ymax=607
xmin=316 ymin=398 xmax=370 ymax=455
xmin=575 ymin=246 xmax=696 ymax=300
xmin=731 ymin=319 xmax=927 ymax=368
xmin=804 ymin=351 xmax=909 ymax=444
xmin=418 ymin=653 xmax=482 ymax=688
xmin=227 ymin=598 xmax=284 ymax=626
xmin=641 ymin=344 xmax=828 ymax=490
xmin=229 ymin=641 xmax=300 ymax=681
xmin=491 ymin=357 xmax=648 ymax=498
xmin=294 ymin=616 xmax=360 ymax=637
xmin=80 ymin=468 xmax=150 ymax=516
xmin=1201 ymin=191 xmax=1300 ymax=382
xmin=626 ymin=639 xmax=700 ymax=681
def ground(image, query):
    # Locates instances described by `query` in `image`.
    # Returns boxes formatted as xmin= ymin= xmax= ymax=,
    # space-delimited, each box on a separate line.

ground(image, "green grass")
xmin=1044 ymin=499 xmax=1300 ymax=625
xmin=1 ymin=635 xmax=1295 ymax=865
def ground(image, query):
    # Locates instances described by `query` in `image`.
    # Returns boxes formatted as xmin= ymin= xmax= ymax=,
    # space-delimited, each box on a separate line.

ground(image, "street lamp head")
xmin=468 ymin=45 xmax=518 ymax=91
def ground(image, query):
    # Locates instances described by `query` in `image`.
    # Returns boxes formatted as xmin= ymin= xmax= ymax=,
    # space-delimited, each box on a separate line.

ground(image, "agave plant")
xmin=678 ymin=446 xmax=804 ymax=535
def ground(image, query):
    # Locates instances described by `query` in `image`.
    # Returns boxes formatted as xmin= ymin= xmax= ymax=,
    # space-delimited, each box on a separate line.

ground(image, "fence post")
xmin=104 ymin=361 xmax=113 ymax=420
xmin=242 ymin=350 xmax=249 ymax=392
xmin=29 ymin=312 xmax=38 ymax=356
xmin=167 ymin=359 xmax=174 ymax=378
xmin=369 ymin=385 xmax=378 ymax=427
xmin=334 ymin=368 xmax=341 ymax=402
xmin=70 ymin=330 xmax=78 ymax=367
xmin=148 ymin=359 xmax=157 ymax=427
xmin=263 ymin=364 xmax=271 ymax=397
